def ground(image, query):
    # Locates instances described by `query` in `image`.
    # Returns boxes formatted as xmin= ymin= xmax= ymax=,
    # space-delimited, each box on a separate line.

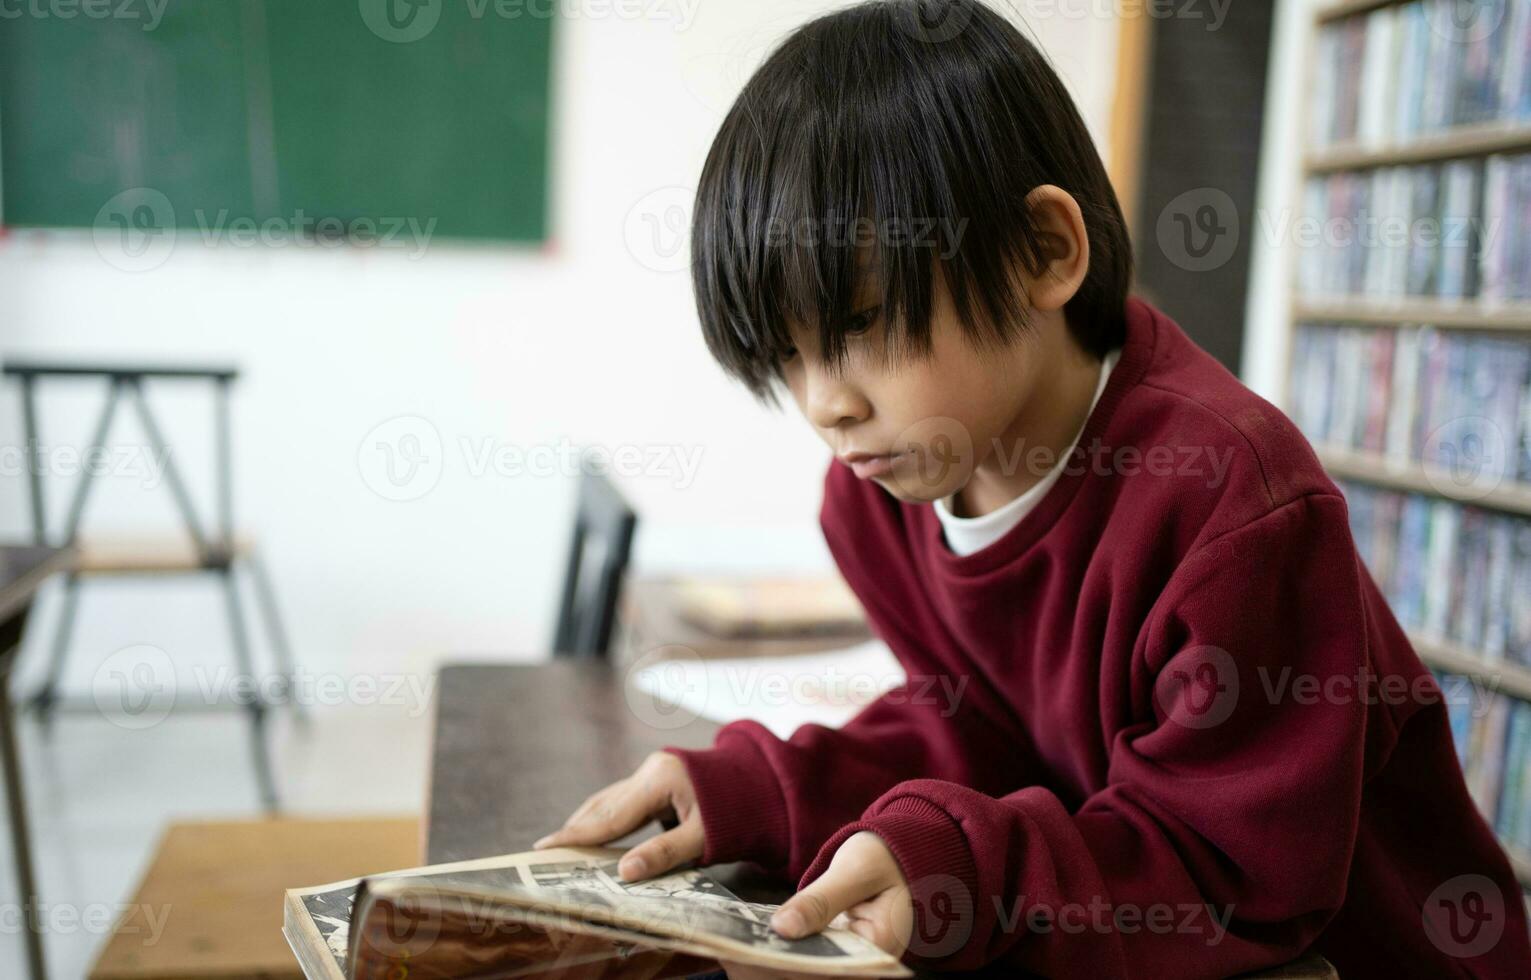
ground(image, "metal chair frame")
xmin=4 ymin=360 xmax=301 ymax=810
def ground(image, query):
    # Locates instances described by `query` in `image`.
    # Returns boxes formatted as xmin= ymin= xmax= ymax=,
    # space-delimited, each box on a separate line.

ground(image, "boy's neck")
xmin=951 ymin=340 xmax=1104 ymax=519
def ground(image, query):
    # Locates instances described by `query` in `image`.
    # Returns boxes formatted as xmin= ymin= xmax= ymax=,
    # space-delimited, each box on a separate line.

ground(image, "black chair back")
xmin=551 ymin=466 xmax=637 ymax=658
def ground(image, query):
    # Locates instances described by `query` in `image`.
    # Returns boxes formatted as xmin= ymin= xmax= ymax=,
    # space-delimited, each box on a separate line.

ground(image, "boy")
xmin=535 ymin=1 xmax=1531 ymax=975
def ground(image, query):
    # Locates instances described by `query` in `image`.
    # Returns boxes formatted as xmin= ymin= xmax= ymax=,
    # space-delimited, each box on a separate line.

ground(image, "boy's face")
xmin=776 ymin=184 xmax=1095 ymax=505
xmin=779 ymin=274 xmax=1079 ymax=504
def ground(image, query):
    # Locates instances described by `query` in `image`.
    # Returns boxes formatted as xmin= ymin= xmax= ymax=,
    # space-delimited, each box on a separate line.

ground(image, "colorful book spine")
xmin=1290 ymin=323 xmax=1531 ymax=484
xmin=1333 ymin=480 xmax=1531 ymax=667
xmin=1434 ymin=670 xmax=1531 ymax=870
xmin=1312 ymin=0 xmax=1531 ymax=148
xmin=1299 ymin=152 xmax=1531 ymax=303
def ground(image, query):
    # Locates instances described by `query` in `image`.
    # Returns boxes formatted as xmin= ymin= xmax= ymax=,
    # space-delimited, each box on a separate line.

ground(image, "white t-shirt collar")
xmin=933 ymin=347 xmax=1121 ymax=557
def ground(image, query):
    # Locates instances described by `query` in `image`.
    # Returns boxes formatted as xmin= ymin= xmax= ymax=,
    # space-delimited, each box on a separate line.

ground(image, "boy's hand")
xmin=532 ymin=750 xmax=704 ymax=882
xmin=719 ymin=831 xmax=912 ymax=979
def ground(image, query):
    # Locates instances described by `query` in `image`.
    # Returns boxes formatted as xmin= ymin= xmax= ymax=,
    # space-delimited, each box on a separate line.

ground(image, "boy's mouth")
xmin=839 ymin=450 xmax=904 ymax=480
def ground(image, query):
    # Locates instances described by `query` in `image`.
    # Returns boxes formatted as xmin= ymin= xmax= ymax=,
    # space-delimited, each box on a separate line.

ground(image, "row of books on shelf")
xmin=1338 ymin=480 xmax=1531 ymax=664
xmin=1311 ymin=0 xmax=1531 ymax=150
xmin=1291 ymin=323 xmax=1531 ymax=482
xmin=1297 ymin=152 xmax=1531 ymax=301
xmin=1439 ymin=670 xmax=1531 ymax=866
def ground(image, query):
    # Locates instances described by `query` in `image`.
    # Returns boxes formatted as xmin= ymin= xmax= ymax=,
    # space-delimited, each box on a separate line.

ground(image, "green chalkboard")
xmin=0 ymin=0 xmax=553 ymax=242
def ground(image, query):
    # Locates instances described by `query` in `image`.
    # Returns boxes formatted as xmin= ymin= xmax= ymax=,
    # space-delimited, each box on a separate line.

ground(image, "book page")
xmin=286 ymin=846 xmax=910 ymax=978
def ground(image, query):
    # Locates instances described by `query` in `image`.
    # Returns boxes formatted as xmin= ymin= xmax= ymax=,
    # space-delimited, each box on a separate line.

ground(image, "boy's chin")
xmin=873 ymin=473 xmax=960 ymax=505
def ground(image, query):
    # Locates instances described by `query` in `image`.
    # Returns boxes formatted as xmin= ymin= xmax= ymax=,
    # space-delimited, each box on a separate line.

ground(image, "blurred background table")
xmin=615 ymin=575 xmax=870 ymax=666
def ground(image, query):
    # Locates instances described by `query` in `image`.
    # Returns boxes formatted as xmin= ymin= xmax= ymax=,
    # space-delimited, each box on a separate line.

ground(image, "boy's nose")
xmin=805 ymin=373 xmax=870 ymax=430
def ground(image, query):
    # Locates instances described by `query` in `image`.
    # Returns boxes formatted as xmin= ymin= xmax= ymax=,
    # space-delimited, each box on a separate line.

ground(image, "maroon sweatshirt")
xmin=665 ymin=296 xmax=1530 ymax=978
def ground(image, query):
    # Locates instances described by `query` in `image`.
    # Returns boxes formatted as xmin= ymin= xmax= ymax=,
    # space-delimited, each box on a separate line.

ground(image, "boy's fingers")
xmin=537 ymin=785 xmax=614 ymax=839
xmin=533 ymin=788 xmax=615 ymax=848
xmin=536 ymin=780 xmax=665 ymax=849
xmin=617 ymin=820 xmax=702 ymax=881
xmin=567 ymin=781 xmax=627 ymax=827
xmin=534 ymin=798 xmax=632 ymax=848
xmin=770 ymin=863 xmax=886 ymax=940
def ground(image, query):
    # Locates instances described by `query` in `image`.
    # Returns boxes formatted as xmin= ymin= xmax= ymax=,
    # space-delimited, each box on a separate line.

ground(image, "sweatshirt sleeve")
xmin=798 ymin=493 xmax=1373 ymax=976
xmin=663 ymin=679 xmax=1011 ymax=881
xmin=663 ymin=467 xmax=1047 ymax=881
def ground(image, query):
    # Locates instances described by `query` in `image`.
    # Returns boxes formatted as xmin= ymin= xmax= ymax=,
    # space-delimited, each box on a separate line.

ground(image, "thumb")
xmin=770 ymin=853 xmax=885 ymax=939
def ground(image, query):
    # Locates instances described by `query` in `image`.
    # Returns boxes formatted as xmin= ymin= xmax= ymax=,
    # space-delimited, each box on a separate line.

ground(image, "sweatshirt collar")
xmin=914 ymin=295 xmax=1162 ymax=577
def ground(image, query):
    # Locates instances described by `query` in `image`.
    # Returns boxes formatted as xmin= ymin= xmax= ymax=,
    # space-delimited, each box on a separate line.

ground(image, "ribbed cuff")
xmin=800 ymin=795 xmax=980 ymax=968
xmin=662 ymin=725 xmax=790 ymax=871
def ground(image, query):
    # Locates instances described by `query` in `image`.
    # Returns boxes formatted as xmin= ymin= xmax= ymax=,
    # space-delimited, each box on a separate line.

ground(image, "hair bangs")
xmin=691 ymin=0 xmax=1132 ymax=405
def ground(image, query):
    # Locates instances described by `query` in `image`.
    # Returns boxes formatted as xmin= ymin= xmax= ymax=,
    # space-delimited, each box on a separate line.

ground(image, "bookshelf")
xmin=1307 ymin=118 xmax=1531 ymax=172
xmin=1293 ymin=298 xmax=1531 ymax=330
xmin=1316 ymin=0 xmax=1405 ymax=23
xmin=1410 ymin=633 xmax=1531 ymax=703
xmin=1290 ymin=0 xmax=1531 ymax=884
xmin=1509 ymin=842 xmax=1531 ymax=887
xmin=1315 ymin=445 xmax=1531 ymax=516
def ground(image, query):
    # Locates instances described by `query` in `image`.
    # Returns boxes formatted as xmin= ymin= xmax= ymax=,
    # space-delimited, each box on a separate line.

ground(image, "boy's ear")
xmin=1021 ymin=184 xmax=1090 ymax=313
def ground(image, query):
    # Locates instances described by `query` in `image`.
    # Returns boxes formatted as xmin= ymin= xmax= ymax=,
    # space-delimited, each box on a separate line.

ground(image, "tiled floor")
xmin=0 ymin=699 xmax=432 ymax=979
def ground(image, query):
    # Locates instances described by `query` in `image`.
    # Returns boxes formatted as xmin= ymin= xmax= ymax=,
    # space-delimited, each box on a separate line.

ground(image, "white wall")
xmin=0 ymin=1 xmax=1122 ymax=687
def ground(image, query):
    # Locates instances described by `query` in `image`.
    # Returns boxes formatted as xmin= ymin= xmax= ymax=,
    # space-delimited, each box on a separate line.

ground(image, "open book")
xmin=284 ymin=845 xmax=912 ymax=978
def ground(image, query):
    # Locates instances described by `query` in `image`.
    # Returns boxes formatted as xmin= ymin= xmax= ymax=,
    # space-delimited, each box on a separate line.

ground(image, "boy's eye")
xmin=776 ymin=307 xmax=874 ymax=366
xmin=844 ymin=307 xmax=880 ymax=336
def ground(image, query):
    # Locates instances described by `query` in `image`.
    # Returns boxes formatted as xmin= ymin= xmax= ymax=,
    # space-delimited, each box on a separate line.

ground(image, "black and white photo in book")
xmin=527 ymin=858 xmax=849 ymax=958
xmin=299 ymin=884 xmax=358 ymax=975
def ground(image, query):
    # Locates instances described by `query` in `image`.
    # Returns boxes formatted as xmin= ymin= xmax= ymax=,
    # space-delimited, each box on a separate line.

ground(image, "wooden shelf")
xmin=1293 ymin=298 xmax=1531 ymax=332
xmin=1314 ymin=0 xmax=1402 ymax=24
xmin=1306 ymin=120 xmax=1531 ymax=173
xmin=1411 ymin=633 xmax=1531 ymax=703
xmin=1317 ymin=447 xmax=1531 ymax=517
xmin=1505 ymin=841 xmax=1531 ymax=889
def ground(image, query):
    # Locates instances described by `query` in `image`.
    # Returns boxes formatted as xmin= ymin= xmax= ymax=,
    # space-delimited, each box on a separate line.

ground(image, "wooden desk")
xmin=427 ymin=661 xmax=1335 ymax=979
xmin=427 ymin=661 xmax=792 ymax=905
xmin=1 ymin=544 xmax=72 ymax=980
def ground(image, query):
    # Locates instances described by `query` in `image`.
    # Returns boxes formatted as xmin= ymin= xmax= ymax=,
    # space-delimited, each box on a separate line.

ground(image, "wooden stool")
xmin=89 ymin=816 xmax=419 ymax=980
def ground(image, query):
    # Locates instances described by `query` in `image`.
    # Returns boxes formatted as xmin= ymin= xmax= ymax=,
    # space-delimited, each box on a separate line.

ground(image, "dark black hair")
xmin=691 ymin=0 xmax=1134 ymax=404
